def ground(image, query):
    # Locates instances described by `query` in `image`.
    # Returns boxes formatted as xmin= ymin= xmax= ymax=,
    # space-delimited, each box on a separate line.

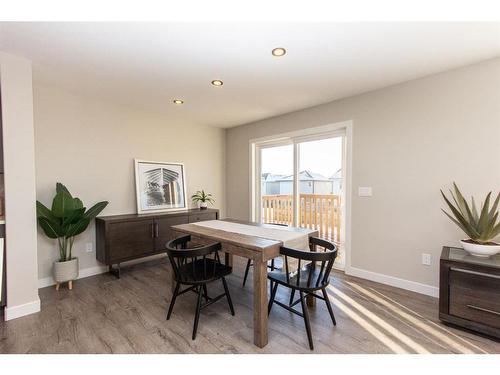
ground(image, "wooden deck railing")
xmin=262 ymin=194 xmax=341 ymax=242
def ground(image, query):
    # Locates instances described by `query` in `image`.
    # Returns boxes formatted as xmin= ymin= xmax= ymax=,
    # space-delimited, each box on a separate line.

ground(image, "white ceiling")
xmin=0 ymin=22 xmax=499 ymax=128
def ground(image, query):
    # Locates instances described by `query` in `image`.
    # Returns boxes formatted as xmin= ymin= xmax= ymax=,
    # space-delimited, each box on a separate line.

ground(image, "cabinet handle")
xmin=466 ymin=304 xmax=500 ymax=316
xmin=155 ymin=223 xmax=159 ymax=238
xmin=150 ymin=223 xmax=154 ymax=238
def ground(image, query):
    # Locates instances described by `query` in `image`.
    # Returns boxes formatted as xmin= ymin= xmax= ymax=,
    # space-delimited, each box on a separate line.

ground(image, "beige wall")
xmin=34 ymin=84 xmax=226 ymax=281
xmin=226 ymin=58 xmax=500 ymax=291
xmin=0 ymin=52 xmax=40 ymax=319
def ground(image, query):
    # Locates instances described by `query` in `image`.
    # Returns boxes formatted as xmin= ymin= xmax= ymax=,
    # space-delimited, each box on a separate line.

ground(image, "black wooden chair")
xmin=166 ymin=234 xmax=235 ymax=340
xmin=242 ymin=223 xmax=286 ymax=287
xmin=267 ymin=237 xmax=337 ymax=350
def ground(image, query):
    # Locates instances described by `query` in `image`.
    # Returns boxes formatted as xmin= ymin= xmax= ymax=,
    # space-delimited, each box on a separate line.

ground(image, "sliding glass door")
xmin=297 ymin=136 xmax=344 ymax=267
xmin=254 ymin=131 xmax=346 ymax=269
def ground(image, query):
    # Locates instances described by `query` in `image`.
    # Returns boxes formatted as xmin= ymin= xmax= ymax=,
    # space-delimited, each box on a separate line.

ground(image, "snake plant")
xmin=36 ymin=183 xmax=109 ymax=262
xmin=441 ymin=183 xmax=500 ymax=244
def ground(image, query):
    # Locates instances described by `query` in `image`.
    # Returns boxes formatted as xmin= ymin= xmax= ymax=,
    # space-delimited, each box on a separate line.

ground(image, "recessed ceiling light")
xmin=173 ymin=99 xmax=184 ymax=105
xmin=272 ymin=47 xmax=286 ymax=57
xmin=211 ymin=79 xmax=224 ymax=86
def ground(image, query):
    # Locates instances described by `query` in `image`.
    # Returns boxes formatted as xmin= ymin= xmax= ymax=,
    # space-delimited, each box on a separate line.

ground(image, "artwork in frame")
xmin=134 ymin=159 xmax=187 ymax=214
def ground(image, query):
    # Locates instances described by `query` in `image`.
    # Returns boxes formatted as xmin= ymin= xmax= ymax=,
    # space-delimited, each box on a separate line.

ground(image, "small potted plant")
xmin=441 ymin=183 xmax=500 ymax=257
xmin=36 ymin=183 xmax=108 ymax=289
xmin=191 ymin=190 xmax=215 ymax=210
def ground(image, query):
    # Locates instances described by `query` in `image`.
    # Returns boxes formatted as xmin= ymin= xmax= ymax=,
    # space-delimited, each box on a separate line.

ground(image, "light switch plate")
xmin=85 ymin=243 xmax=93 ymax=253
xmin=358 ymin=187 xmax=373 ymax=197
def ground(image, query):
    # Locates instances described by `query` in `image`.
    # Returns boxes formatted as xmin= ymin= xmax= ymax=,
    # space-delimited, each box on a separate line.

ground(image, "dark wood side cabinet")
xmin=440 ymin=246 xmax=500 ymax=340
xmin=96 ymin=208 xmax=219 ymax=278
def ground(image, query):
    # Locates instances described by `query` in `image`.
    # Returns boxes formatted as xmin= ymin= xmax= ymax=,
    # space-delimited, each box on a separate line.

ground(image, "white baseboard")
xmin=346 ymin=266 xmax=439 ymax=298
xmin=38 ymin=254 xmax=168 ymax=289
xmin=38 ymin=265 xmax=108 ymax=288
xmin=4 ymin=298 xmax=41 ymax=321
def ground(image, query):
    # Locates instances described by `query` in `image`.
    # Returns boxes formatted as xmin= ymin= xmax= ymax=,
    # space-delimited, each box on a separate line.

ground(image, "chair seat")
xmin=178 ymin=258 xmax=232 ymax=284
xmin=267 ymin=264 xmax=329 ymax=291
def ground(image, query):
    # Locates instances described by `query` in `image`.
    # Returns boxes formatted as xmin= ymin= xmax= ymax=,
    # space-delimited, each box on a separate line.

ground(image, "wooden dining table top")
xmin=170 ymin=218 xmax=319 ymax=349
xmin=171 ymin=218 xmax=318 ymax=251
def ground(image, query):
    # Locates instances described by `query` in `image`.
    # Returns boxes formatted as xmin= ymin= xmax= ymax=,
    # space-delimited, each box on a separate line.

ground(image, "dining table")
xmin=170 ymin=218 xmax=318 ymax=348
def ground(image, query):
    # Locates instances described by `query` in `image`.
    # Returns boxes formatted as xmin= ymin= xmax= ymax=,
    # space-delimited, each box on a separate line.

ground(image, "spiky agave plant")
xmin=441 ymin=183 xmax=500 ymax=244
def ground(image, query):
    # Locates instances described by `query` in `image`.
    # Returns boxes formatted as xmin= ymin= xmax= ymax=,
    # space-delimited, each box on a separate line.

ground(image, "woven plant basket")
xmin=53 ymin=257 xmax=79 ymax=283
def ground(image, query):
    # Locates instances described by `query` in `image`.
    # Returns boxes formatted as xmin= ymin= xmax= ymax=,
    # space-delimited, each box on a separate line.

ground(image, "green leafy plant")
xmin=191 ymin=190 xmax=215 ymax=205
xmin=441 ymin=183 xmax=500 ymax=244
xmin=36 ymin=183 xmax=109 ymax=262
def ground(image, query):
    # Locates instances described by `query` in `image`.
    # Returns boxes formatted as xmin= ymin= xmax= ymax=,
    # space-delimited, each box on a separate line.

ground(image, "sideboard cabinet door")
xmin=154 ymin=215 xmax=189 ymax=251
xmin=107 ymin=218 xmax=155 ymax=263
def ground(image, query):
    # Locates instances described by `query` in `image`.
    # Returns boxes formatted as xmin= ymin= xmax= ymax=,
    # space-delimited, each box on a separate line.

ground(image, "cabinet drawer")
xmin=188 ymin=212 xmax=217 ymax=223
xmin=449 ymin=269 xmax=500 ymax=329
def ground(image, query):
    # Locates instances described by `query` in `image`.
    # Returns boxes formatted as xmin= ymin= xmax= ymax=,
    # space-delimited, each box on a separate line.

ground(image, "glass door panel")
xmin=260 ymin=144 xmax=293 ymax=225
xmin=298 ymin=136 xmax=344 ymax=268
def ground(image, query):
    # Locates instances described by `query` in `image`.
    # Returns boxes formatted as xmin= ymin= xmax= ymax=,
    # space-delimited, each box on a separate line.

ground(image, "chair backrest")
xmin=166 ymin=234 xmax=223 ymax=283
xmin=280 ymin=236 xmax=337 ymax=289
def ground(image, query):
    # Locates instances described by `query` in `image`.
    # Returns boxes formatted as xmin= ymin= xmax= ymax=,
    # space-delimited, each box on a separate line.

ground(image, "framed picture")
xmin=134 ymin=159 xmax=187 ymax=214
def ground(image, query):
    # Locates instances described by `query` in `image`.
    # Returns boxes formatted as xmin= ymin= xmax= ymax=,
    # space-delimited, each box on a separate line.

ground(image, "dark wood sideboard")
xmin=440 ymin=246 xmax=500 ymax=340
xmin=96 ymin=208 xmax=219 ymax=278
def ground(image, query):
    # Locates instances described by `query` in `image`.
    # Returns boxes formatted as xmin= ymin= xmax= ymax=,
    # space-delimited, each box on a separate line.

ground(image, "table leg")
xmin=306 ymin=287 xmax=316 ymax=306
xmin=225 ymin=253 xmax=233 ymax=267
xmin=307 ymin=241 xmax=317 ymax=307
xmin=253 ymin=257 xmax=268 ymax=348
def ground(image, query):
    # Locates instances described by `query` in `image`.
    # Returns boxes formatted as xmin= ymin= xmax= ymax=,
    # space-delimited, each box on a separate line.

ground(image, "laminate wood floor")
xmin=1 ymin=257 xmax=499 ymax=354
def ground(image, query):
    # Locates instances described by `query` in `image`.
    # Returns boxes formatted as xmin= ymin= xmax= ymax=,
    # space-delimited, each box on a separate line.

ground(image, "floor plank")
xmin=1 ymin=257 xmax=499 ymax=354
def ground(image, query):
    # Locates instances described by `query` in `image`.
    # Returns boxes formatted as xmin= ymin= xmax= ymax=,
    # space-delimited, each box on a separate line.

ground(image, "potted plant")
xmin=191 ymin=190 xmax=215 ymax=210
xmin=36 ymin=183 xmax=108 ymax=289
xmin=441 ymin=183 xmax=500 ymax=257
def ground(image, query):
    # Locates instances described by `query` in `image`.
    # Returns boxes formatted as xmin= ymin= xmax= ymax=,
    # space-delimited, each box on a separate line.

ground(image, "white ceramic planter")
xmin=53 ymin=257 xmax=79 ymax=283
xmin=199 ymin=202 xmax=208 ymax=210
xmin=460 ymin=240 xmax=500 ymax=257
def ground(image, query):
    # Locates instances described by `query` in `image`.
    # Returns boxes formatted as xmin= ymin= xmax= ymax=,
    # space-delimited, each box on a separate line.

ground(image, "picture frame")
xmin=134 ymin=159 xmax=188 ymax=214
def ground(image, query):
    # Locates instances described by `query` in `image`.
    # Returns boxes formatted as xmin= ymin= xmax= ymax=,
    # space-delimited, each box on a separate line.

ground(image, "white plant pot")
xmin=460 ymin=240 xmax=500 ymax=258
xmin=199 ymin=202 xmax=208 ymax=210
xmin=53 ymin=257 xmax=79 ymax=283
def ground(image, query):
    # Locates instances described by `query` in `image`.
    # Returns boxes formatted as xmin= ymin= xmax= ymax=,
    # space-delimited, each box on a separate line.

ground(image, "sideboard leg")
xmin=109 ymin=264 xmax=121 ymax=279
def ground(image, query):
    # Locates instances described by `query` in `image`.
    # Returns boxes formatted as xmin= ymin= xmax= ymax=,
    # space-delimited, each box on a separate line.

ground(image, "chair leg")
xmin=202 ymin=284 xmax=209 ymax=302
xmin=322 ymin=288 xmax=336 ymax=326
xmin=289 ymin=288 xmax=296 ymax=306
xmin=268 ymin=281 xmax=278 ymax=315
xmin=192 ymin=285 xmax=204 ymax=340
xmin=242 ymin=259 xmax=252 ymax=286
xmin=299 ymin=291 xmax=314 ymax=350
xmin=221 ymin=277 xmax=235 ymax=316
xmin=270 ymin=259 xmax=275 ymax=270
xmin=166 ymin=282 xmax=180 ymax=320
